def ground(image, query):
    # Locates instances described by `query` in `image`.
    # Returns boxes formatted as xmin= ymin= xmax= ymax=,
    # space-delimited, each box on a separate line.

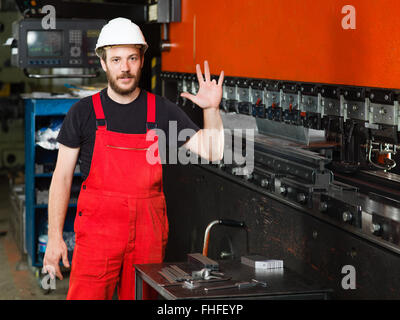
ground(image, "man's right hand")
xmin=43 ymin=237 xmax=70 ymax=280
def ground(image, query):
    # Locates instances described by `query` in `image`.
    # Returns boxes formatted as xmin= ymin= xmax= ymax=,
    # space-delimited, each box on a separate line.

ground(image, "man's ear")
xmin=140 ymin=55 xmax=145 ymax=69
xmin=100 ymin=58 xmax=107 ymax=73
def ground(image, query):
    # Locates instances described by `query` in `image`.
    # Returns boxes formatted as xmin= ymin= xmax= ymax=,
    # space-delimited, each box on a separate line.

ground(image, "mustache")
xmin=117 ymin=72 xmax=135 ymax=79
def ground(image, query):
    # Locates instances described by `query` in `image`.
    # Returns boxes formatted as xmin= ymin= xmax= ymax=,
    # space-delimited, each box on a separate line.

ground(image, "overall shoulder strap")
xmin=91 ymin=92 xmax=107 ymax=129
xmin=146 ymin=91 xmax=157 ymax=132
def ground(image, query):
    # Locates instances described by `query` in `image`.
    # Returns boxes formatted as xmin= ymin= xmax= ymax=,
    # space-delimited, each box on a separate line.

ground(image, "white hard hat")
xmin=95 ymin=17 xmax=148 ymax=57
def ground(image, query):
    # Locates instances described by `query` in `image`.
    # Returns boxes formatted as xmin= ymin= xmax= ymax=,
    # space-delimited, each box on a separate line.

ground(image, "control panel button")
xmin=70 ymin=46 xmax=81 ymax=57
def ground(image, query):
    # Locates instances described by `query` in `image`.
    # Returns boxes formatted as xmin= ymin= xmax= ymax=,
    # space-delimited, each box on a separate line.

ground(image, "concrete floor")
xmin=0 ymin=174 xmax=69 ymax=300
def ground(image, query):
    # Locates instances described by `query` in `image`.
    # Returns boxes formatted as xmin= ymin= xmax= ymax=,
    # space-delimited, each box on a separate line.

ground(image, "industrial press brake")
xmin=9 ymin=0 xmax=400 ymax=300
xmin=160 ymin=72 xmax=400 ymax=299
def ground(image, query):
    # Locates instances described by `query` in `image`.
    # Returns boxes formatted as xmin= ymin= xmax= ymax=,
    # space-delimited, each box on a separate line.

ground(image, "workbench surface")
xmin=134 ymin=260 xmax=332 ymax=300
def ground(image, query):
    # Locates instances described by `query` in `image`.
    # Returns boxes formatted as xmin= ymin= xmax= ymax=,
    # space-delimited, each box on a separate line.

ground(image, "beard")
xmin=106 ymin=68 xmax=141 ymax=96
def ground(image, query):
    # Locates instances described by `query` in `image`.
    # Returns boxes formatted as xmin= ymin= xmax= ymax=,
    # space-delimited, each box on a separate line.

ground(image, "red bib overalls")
xmin=67 ymin=91 xmax=168 ymax=300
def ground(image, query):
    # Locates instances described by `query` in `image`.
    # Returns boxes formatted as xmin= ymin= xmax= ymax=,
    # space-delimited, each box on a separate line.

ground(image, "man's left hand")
xmin=180 ymin=61 xmax=224 ymax=110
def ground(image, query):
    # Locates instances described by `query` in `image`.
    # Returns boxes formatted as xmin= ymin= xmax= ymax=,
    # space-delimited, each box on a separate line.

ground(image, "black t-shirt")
xmin=57 ymin=88 xmax=200 ymax=180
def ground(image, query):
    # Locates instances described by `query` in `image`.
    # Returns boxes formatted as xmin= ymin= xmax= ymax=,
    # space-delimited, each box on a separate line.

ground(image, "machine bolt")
xmin=297 ymin=193 xmax=307 ymax=204
xmin=379 ymin=107 xmax=386 ymax=115
xmin=370 ymin=223 xmax=381 ymax=234
xmin=319 ymin=202 xmax=328 ymax=212
xmin=342 ymin=211 xmax=353 ymax=222
xmin=279 ymin=186 xmax=287 ymax=196
xmin=260 ymin=179 xmax=269 ymax=188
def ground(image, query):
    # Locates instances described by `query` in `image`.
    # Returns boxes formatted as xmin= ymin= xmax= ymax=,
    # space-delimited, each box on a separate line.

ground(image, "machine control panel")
xmin=12 ymin=18 xmax=106 ymax=68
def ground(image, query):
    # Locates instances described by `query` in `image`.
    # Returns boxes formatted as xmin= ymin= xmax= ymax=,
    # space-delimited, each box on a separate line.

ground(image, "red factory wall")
xmin=161 ymin=0 xmax=400 ymax=89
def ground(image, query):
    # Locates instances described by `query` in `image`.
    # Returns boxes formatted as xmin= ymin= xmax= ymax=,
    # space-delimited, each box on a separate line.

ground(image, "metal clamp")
xmin=367 ymin=142 xmax=397 ymax=171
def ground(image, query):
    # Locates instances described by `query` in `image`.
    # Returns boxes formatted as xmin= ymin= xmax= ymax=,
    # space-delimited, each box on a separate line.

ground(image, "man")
xmin=43 ymin=17 xmax=224 ymax=300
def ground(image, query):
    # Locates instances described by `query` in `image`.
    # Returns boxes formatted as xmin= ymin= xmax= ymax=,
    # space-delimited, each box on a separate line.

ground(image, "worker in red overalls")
xmin=43 ymin=17 xmax=225 ymax=300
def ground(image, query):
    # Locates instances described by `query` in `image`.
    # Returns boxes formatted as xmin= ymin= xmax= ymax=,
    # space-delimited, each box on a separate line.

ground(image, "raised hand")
xmin=180 ymin=61 xmax=224 ymax=110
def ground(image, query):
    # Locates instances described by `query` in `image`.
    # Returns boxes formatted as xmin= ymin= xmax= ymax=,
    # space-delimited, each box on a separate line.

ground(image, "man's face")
xmin=100 ymin=45 xmax=144 ymax=96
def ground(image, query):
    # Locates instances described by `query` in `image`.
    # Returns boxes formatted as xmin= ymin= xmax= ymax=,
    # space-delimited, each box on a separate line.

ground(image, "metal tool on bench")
xmin=191 ymin=268 xmax=224 ymax=280
xmin=182 ymin=267 xmax=230 ymax=289
xmin=181 ymin=272 xmax=231 ymax=289
xmin=187 ymin=252 xmax=220 ymax=271
xmin=204 ymin=279 xmax=268 ymax=292
xmin=158 ymin=265 xmax=191 ymax=283
xmin=158 ymin=263 xmax=231 ymax=288
xmin=159 ymin=264 xmax=225 ymax=282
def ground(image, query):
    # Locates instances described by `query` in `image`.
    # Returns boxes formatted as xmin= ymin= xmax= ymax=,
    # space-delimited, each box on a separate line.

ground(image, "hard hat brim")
xmin=95 ymin=43 xmax=148 ymax=58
